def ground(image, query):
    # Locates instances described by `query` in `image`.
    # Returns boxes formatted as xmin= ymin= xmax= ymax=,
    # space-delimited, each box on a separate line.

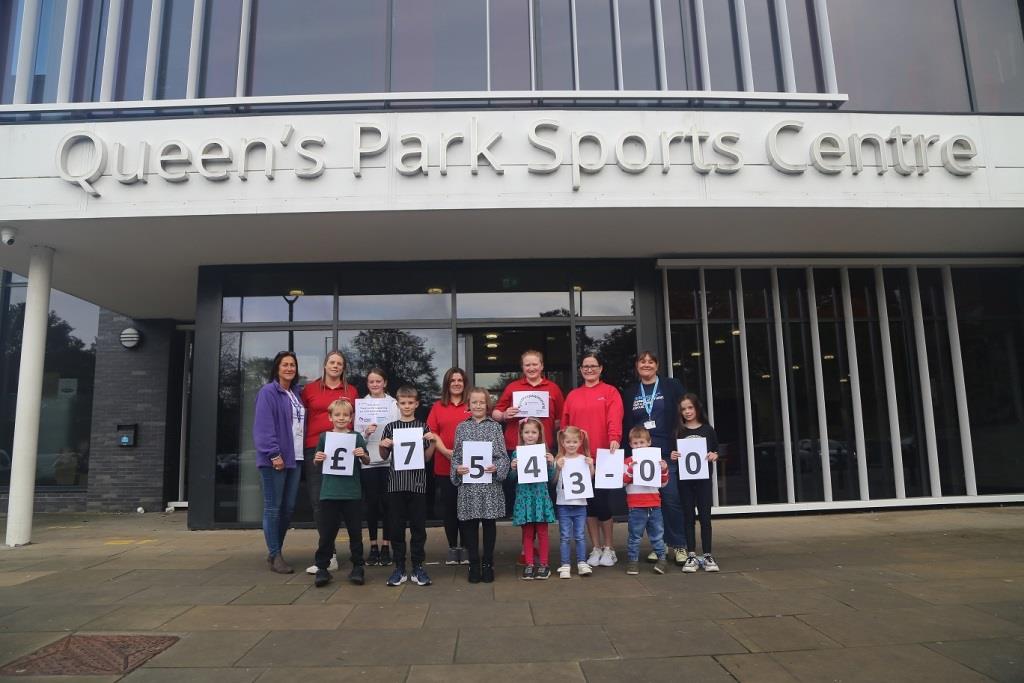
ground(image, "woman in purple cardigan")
xmin=252 ymin=351 xmax=305 ymax=573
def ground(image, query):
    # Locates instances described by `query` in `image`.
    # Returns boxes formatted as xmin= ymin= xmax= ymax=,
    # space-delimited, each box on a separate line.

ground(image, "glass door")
xmin=458 ymin=327 xmax=574 ymax=401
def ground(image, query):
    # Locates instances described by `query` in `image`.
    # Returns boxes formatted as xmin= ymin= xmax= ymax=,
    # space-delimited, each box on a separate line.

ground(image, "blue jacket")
xmin=252 ymin=380 xmax=303 ymax=469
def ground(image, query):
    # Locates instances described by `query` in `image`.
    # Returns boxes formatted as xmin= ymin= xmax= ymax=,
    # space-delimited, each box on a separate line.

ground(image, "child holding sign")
xmin=379 ymin=386 xmax=437 ymax=587
xmin=509 ymin=418 xmax=556 ymax=580
xmin=670 ymin=394 xmax=720 ymax=573
xmin=311 ymin=399 xmax=371 ymax=588
xmin=622 ymin=426 xmax=669 ymax=575
xmin=452 ymin=387 xmax=510 ymax=584
xmin=555 ymin=426 xmax=595 ymax=579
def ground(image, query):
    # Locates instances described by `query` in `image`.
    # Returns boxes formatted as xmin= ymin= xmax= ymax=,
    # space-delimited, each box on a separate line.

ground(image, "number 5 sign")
xmin=677 ymin=437 xmax=709 ymax=480
xmin=392 ymin=427 xmax=425 ymax=471
xmin=322 ymin=432 xmax=357 ymax=476
xmin=516 ymin=443 xmax=548 ymax=484
xmin=463 ymin=441 xmax=493 ymax=483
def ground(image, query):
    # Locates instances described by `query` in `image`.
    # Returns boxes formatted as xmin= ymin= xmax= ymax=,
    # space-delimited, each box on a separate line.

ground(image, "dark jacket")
xmin=621 ymin=375 xmax=686 ymax=457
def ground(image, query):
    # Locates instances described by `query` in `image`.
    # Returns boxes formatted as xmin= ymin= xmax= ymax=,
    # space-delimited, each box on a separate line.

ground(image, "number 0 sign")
xmin=677 ymin=437 xmax=709 ymax=480
xmin=632 ymin=447 xmax=663 ymax=487
xmin=516 ymin=443 xmax=547 ymax=484
xmin=322 ymin=432 xmax=357 ymax=476
xmin=392 ymin=427 xmax=425 ymax=471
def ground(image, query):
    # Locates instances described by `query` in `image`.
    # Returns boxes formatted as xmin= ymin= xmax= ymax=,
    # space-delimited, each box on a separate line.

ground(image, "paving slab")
xmin=455 ymin=625 xmax=616 ymax=663
xmin=79 ymin=606 xmax=190 ymax=631
xmin=0 ymin=571 xmax=55 ymax=587
xmin=118 ymin=585 xmax=252 ymax=606
xmin=255 ymin=665 xmax=409 ymax=682
xmin=409 ymin=662 xmax=585 ymax=682
xmin=892 ymin=576 xmax=1024 ymax=605
xmin=739 ymin=569 xmax=836 ymax=591
xmin=715 ymin=653 xmax=800 ymax=682
xmin=0 ymin=605 xmax=120 ymax=632
xmin=580 ymin=655 xmax=736 ymax=682
xmin=229 ymin=584 xmax=310 ymax=605
xmin=602 ymin=620 xmax=748 ymax=658
xmin=237 ymin=629 xmax=457 ymax=667
xmin=818 ymin=584 xmax=931 ymax=610
xmin=723 ymin=589 xmax=851 ymax=616
xmin=971 ymin=600 xmax=1024 ymax=626
xmin=0 ymin=632 xmax=66 ymax=667
xmin=424 ymin=599 xmax=533 ymax=629
xmin=340 ymin=602 xmax=428 ymax=629
xmin=122 ymin=667 xmax=264 ymax=682
xmin=160 ymin=605 xmax=353 ymax=631
xmin=771 ymin=643 xmax=993 ymax=682
xmin=924 ymin=637 xmax=1024 ymax=683
xmin=530 ymin=594 xmax=747 ymax=626
xmin=143 ymin=631 xmax=267 ymax=667
xmin=717 ymin=616 xmax=841 ymax=653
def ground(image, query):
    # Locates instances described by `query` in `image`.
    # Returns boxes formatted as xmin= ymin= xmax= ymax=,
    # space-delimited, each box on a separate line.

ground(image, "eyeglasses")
xmin=580 ymin=365 xmax=601 ymax=370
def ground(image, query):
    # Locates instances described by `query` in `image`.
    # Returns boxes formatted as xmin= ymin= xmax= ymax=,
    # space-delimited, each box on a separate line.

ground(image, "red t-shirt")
xmin=426 ymin=399 xmax=472 ymax=476
xmin=494 ymin=377 xmax=565 ymax=451
xmin=561 ymin=381 xmax=624 ymax=452
xmin=300 ymin=381 xmax=359 ymax=449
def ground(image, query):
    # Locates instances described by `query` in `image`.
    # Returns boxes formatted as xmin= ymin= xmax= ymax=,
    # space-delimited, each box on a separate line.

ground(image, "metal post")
xmin=5 ymin=246 xmax=55 ymax=547
xmin=485 ymin=0 xmax=492 ymax=91
xmin=13 ymin=0 xmax=43 ymax=104
xmin=528 ymin=0 xmax=536 ymax=90
xmin=841 ymin=268 xmax=869 ymax=500
xmin=806 ymin=267 xmax=832 ymax=502
xmin=811 ymin=0 xmax=837 ymax=93
xmin=875 ymin=267 xmax=905 ymax=498
xmin=692 ymin=0 xmax=711 ymax=89
xmin=651 ymin=0 xmax=667 ymax=90
xmin=774 ymin=0 xmax=796 ymax=93
xmin=942 ymin=267 xmax=976 ymax=496
xmin=771 ymin=268 xmax=795 ymax=503
xmin=661 ymin=268 xmax=674 ymax=376
xmin=236 ymin=0 xmax=252 ymax=97
xmin=909 ymin=267 xmax=941 ymax=497
xmin=735 ymin=269 xmax=757 ymax=504
xmin=611 ymin=0 xmax=624 ymax=89
xmin=143 ymin=0 xmax=164 ymax=100
xmin=569 ymin=0 xmax=580 ymax=89
xmin=99 ymin=0 xmax=124 ymax=101
xmin=56 ymin=0 xmax=83 ymax=103
xmin=732 ymin=0 xmax=754 ymax=91
xmin=185 ymin=0 xmax=206 ymax=98
xmin=699 ymin=268 xmax=718 ymax=506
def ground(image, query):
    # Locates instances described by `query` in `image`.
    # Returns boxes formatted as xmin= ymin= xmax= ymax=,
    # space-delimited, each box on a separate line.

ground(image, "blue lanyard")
xmin=639 ymin=378 xmax=659 ymax=418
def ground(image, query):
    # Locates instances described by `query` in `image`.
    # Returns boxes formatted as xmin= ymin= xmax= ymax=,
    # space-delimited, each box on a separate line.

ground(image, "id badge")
xmin=644 ymin=420 xmax=656 ymax=429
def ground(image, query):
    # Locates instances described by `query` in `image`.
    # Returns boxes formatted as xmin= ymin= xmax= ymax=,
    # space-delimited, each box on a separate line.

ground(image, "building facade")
xmin=0 ymin=0 xmax=1022 ymax=533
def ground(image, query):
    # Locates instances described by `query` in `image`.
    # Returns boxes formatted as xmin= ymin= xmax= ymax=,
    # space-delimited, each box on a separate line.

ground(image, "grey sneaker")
xmin=646 ymin=550 xmax=658 ymax=563
xmin=682 ymin=551 xmax=699 ymax=573
xmin=703 ymin=553 xmax=720 ymax=572
xmin=445 ymin=547 xmax=459 ymax=565
xmin=653 ymin=558 xmax=668 ymax=574
xmin=625 ymin=560 xmax=640 ymax=575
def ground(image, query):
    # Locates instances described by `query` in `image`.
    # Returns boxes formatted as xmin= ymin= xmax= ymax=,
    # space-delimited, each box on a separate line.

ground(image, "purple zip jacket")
xmin=252 ymin=380 xmax=303 ymax=469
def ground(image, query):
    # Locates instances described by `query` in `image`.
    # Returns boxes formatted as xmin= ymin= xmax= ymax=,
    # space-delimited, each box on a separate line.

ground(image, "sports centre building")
xmin=1 ymin=0 xmax=1023 ymax=540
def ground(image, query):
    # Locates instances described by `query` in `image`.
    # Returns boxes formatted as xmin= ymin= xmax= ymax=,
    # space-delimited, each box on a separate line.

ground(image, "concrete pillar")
xmin=5 ymin=245 xmax=55 ymax=547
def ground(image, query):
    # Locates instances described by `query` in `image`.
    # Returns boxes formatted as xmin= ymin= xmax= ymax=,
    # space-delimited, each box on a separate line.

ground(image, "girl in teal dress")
xmin=509 ymin=418 xmax=556 ymax=580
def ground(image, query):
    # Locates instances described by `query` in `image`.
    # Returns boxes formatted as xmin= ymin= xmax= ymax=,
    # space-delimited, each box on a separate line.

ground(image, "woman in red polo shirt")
xmin=300 ymin=350 xmax=359 ymax=574
xmin=427 ymin=367 xmax=472 ymax=565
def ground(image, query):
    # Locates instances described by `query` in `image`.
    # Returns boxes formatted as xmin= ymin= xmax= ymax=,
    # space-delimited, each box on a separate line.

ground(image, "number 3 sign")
xmin=560 ymin=457 xmax=594 ymax=500
xmin=677 ymin=437 xmax=709 ymax=480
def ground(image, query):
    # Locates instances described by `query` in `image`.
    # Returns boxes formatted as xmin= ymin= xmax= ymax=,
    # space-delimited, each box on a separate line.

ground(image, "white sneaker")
xmin=305 ymin=563 xmax=318 ymax=575
xmin=682 ymin=551 xmax=699 ymax=573
xmin=328 ymin=554 xmax=339 ymax=572
xmin=577 ymin=561 xmax=593 ymax=577
xmin=557 ymin=564 xmax=572 ymax=579
xmin=703 ymin=553 xmax=720 ymax=572
xmin=586 ymin=548 xmax=602 ymax=566
xmin=674 ymin=547 xmax=688 ymax=565
xmin=599 ymin=547 xmax=617 ymax=567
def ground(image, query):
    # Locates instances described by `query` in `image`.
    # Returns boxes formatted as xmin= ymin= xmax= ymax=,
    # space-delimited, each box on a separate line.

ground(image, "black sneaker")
xmin=366 ymin=545 xmax=380 ymax=566
xmin=468 ymin=564 xmax=481 ymax=584
xmin=482 ymin=563 xmax=495 ymax=583
xmin=535 ymin=565 xmax=551 ymax=580
xmin=349 ymin=564 xmax=365 ymax=585
xmin=379 ymin=546 xmax=393 ymax=566
xmin=314 ymin=569 xmax=332 ymax=588
xmin=521 ymin=565 xmax=535 ymax=580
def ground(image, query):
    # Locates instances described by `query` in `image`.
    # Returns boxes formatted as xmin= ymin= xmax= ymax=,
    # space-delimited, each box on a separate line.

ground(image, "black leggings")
xmin=435 ymin=474 xmax=462 ymax=548
xmin=360 ymin=467 xmax=391 ymax=543
xmin=460 ymin=518 xmax=497 ymax=566
xmin=679 ymin=477 xmax=713 ymax=554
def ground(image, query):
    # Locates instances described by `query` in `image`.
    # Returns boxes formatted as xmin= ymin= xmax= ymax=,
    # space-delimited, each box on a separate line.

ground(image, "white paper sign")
xmin=515 ymin=443 xmax=548 ymax=484
xmin=355 ymin=397 xmax=394 ymax=436
xmin=560 ymin=457 xmax=594 ymax=500
xmin=322 ymin=432 xmax=357 ymax=476
xmin=677 ymin=437 xmax=710 ymax=480
xmin=512 ymin=390 xmax=549 ymax=418
xmin=632 ymin=447 xmax=663 ymax=487
xmin=595 ymin=449 xmax=624 ymax=489
xmin=463 ymin=441 xmax=493 ymax=483
xmin=391 ymin=427 xmax=425 ymax=471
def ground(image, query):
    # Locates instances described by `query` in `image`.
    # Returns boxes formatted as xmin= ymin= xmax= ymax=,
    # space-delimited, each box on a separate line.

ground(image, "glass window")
xmin=248 ymin=0 xmax=387 ymax=96
xmin=619 ymin=0 xmax=659 ymax=89
xmin=744 ymin=0 xmax=782 ymax=92
xmin=392 ymin=0 xmax=487 ymax=92
xmin=534 ymin=0 xmax=574 ymax=89
xmin=961 ymin=0 xmax=1024 ymax=113
xmin=114 ymin=0 xmax=150 ymax=101
xmin=199 ymin=0 xmax=241 ymax=98
xmin=576 ymin=324 xmax=636 ymax=390
xmin=156 ymin=0 xmax=193 ymax=99
xmin=954 ymin=268 xmax=1024 ymax=494
xmin=828 ymin=0 xmax=970 ymax=112
xmin=660 ymin=0 xmax=696 ymax=89
xmin=490 ymin=0 xmax=532 ymax=89
xmin=464 ymin=326 xmax=572 ymax=401
xmin=29 ymin=0 xmax=68 ymax=103
xmin=575 ymin=0 xmax=616 ymax=90
xmin=222 ymin=272 xmax=333 ymax=323
xmin=339 ymin=328 xmax=453 ymax=411
xmin=0 ymin=0 xmax=19 ymax=104
xmin=669 ymin=321 xmax=704 ymax=396
xmin=704 ymin=0 xmax=741 ymax=90
xmin=72 ymin=0 xmax=107 ymax=102
xmin=787 ymin=0 xmax=823 ymax=93
xmin=339 ymin=268 xmax=450 ymax=321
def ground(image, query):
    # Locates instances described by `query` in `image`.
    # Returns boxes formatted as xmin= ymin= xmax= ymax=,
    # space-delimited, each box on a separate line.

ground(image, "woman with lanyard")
xmin=252 ymin=351 xmax=305 ymax=574
xmin=300 ymin=350 xmax=359 ymax=575
xmin=621 ymin=351 xmax=687 ymax=565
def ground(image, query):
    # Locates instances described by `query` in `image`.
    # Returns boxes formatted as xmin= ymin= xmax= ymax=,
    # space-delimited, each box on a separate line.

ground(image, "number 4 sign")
xmin=677 ymin=437 xmax=710 ymax=480
xmin=392 ymin=427 xmax=425 ymax=471
xmin=516 ymin=443 xmax=547 ymax=484
xmin=322 ymin=432 xmax=357 ymax=476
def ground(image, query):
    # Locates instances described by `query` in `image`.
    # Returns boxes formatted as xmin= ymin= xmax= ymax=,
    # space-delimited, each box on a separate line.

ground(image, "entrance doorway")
xmin=458 ymin=327 xmax=574 ymax=401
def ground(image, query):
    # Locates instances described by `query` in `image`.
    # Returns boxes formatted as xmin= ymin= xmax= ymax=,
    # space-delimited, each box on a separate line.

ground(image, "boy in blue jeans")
xmin=623 ymin=426 xmax=668 ymax=575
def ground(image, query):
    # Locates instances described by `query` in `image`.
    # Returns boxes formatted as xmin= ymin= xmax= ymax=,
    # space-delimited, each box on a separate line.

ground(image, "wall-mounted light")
xmin=485 ymin=332 xmax=499 ymax=339
xmin=791 ymin=364 xmax=800 ymax=370
xmin=823 ymin=354 xmax=835 ymax=360
xmin=714 ymin=339 xmax=726 ymax=345
xmin=486 ymin=355 xmax=498 ymax=361
xmin=690 ymin=351 xmax=701 ymax=358
xmin=731 ymin=329 xmax=741 ymax=336
xmin=120 ymin=327 xmax=142 ymax=349
xmin=287 ymin=289 xmax=304 ymax=298
xmin=485 ymin=342 xmax=499 ymax=349
xmin=427 ymin=287 xmax=444 ymax=294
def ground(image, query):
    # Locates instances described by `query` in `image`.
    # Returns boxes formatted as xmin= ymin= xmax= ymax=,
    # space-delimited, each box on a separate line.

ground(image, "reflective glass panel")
xmin=669 ymin=322 xmax=704 ymax=397
xmin=339 ymin=328 xmax=453 ymax=411
xmin=786 ymin=0 xmax=822 ymax=93
xmin=490 ymin=0 xmax=532 ymax=89
xmin=961 ymin=0 xmax=1024 ymax=112
xmin=72 ymin=0 xmax=107 ymax=102
xmin=457 ymin=265 xmax=571 ymax=319
xmin=463 ymin=326 xmax=571 ymax=402
xmin=114 ymin=0 xmax=150 ymax=101
xmin=660 ymin=0 xmax=696 ymax=89
xmin=575 ymin=0 xmax=616 ymax=90
xmin=745 ymin=0 xmax=782 ymax=92
xmin=156 ymin=0 xmax=194 ymax=99
xmin=30 ymin=0 xmax=67 ymax=103
xmin=0 ymin=0 xmax=19 ymax=103
xmin=619 ymin=0 xmax=659 ymax=89
xmin=222 ymin=271 xmax=333 ymax=323
xmin=339 ymin=268 xmax=450 ymax=321
xmin=576 ymin=324 xmax=637 ymax=390
xmin=534 ymin=0 xmax=574 ymax=89
xmin=392 ymin=0 xmax=487 ymax=92
xmin=199 ymin=0 xmax=241 ymax=97
xmin=704 ymin=0 xmax=741 ymax=90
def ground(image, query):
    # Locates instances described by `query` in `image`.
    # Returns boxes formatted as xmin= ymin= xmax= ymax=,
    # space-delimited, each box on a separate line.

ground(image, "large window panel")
xmin=338 ymin=328 xmax=453 ymax=411
xmin=744 ymin=0 xmax=782 ymax=92
xmin=222 ymin=272 xmax=333 ymax=323
xmin=156 ymin=0 xmax=193 ymax=99
xmin=490 ymin=0 xmax=532 ymax=89
xmin=703 ymin=0 xmax=741 ymax=90
xmin=575 ymin=0 xmax=616 ymax=90
xmin=391 ymin=0 xmax=487 ymax=92
xmin=960 ymin=0 xmax=1024 ymax=113
xmin=72 ymin=0 xmax=108 ymax=102
xmin=248 ymin=0 xmax=387 ymax=96
xmin=576 ymin=324 xmax=637 ymax=391
xmin=619 ymin=0 xmax=659 ymax=89
xmin=828 ymin=0 xmax=970 ymax=112
xmin=0 ymin=0 xmax=19 ymax=103
xmin=114 ymin=0 xmax=150 ymax=101
xmin=785 ymin=0 xmax=822 ymax=93
xmin=199 ymin=0 xmax=241 ymax=97
xmin=29 ymin=0 xmax=68 ymax=103
xmin=534 ymin=0 xmax=574 ymax=89
xmin=660 ymin=0 xmax=696 ymax=89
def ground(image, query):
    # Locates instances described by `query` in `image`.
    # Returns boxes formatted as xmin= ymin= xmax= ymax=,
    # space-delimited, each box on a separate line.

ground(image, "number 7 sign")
xmin=392 ymin=427 xmax=425 ymax=471
xmin=677 ymin=437 xmax=709 ymax=480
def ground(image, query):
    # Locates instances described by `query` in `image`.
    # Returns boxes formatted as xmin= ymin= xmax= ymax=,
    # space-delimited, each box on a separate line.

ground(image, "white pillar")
xmin=99 ymin=0 xmax=124 ymax=102
xmin=185 ymin=0 xmax=206 ymax=98
xmin=143 ymin=0 xmax=165 ymax=100
xmin=5 ymin=246 xmax=55 ymax=548
xmin=56 ymin=0 xmax=83 ymax=103
xmin=13 ymin=0 xmax=42 ymax=104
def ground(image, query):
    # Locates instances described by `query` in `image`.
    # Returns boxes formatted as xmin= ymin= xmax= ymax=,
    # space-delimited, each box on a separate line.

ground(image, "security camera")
xmin=0 ymin=227 xmax=16 ymax=246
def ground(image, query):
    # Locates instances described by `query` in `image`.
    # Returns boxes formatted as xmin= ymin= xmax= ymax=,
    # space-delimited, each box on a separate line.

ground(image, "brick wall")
xmin=86 ymin=310 xmax=174 ymax=513
xmin=0 ymin=489 xmax=87 ymax=513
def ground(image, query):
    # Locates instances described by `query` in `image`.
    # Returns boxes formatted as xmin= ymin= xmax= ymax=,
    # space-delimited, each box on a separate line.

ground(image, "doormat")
xmin=0 ymin=634 xmax=179 ymax=676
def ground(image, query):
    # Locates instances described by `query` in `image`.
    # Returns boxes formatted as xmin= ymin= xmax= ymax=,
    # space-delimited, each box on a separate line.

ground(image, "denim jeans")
xmin=557 ymin=505 xmax=587 ymax=566
xmin=627 ymin=506 xmax=666 ymax=562
xmin=259 ymin=465 xmax=301 ymax=557
xmin=661 ymin=460 xmax=686 ymax=548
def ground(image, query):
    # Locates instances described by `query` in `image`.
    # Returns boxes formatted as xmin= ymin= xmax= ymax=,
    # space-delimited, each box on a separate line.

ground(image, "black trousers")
xmin=679 ymin=477 xmax=713 ymax=554
xmin=388 ymin=490 xmax=427 ymax=568
xmin=303 ymin=448 xmax=322 ymax=523
xmin=435 ymin=474 xmax=462 ymax=548
xmin=361 ymin=467 xmax=391 ymax=543
xmin=315 ymin=498 xmax=365 ymax=570
xmin=460 ymin=518 xmax=497 ymax=566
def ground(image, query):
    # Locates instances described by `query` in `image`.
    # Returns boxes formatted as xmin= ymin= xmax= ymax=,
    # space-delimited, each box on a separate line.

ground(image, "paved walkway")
xmin=0 ymin=507 xmax=1022 ymax=682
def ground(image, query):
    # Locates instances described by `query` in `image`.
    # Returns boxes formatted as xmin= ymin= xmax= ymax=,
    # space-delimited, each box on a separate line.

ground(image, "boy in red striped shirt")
xmin=623 ymin=426 xmax=669 ymax=575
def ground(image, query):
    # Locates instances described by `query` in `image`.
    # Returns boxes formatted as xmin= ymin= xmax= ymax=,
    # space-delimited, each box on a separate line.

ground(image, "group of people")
xmin=252 ymin=347 xmax=720 ymax=587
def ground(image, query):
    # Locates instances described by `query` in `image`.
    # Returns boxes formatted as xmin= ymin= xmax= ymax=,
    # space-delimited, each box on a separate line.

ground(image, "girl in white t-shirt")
xmin=554 ymin=426 xmax=594 ymax=579
xmin=360 ymin=367 xmax=399 ymax=567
